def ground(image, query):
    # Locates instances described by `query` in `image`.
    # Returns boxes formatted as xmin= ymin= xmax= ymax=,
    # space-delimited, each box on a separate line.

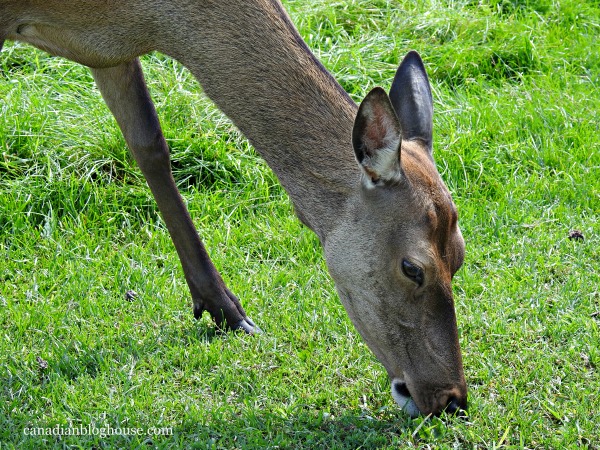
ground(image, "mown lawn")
xmin=1 ymin=0 xmax=598 ymax=448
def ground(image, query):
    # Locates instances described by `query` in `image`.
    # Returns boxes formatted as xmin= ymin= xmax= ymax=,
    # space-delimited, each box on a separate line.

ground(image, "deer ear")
xmin=389 ymin=51 xmax=433 ymax=154
xmin=352 ymin=87 xmax=403 ymax=187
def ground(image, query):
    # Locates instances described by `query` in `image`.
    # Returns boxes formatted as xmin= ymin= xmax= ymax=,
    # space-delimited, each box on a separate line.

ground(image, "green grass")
xmin=1 ymin=0 xmax=598 ymax=448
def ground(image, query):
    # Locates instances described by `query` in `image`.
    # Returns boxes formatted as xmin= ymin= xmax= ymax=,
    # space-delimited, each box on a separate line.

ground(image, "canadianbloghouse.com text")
xmin=23 ymin=424 xmax=173 ymax=439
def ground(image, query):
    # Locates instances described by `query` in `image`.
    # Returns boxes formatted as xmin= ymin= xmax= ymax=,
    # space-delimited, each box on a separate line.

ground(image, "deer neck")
xmin=157 ymin=1 xmax=359 ymax=241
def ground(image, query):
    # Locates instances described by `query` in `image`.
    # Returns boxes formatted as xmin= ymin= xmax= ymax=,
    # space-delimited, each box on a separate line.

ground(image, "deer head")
xmin=324 ymin=51 xmax=467 ymax=417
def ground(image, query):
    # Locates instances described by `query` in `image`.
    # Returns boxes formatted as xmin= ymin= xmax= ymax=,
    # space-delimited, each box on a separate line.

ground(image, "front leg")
xmin=91 ymin=59 xmax=257 ymax=334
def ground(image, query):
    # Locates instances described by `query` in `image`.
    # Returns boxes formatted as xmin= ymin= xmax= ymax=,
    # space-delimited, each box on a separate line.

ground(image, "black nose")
xmin=445 ymin=397 xmax=468 ymax=418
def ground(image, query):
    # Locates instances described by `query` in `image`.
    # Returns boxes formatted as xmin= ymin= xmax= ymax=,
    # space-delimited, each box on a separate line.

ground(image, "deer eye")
xmin=402 ymin=260 xmax=424 ymax=286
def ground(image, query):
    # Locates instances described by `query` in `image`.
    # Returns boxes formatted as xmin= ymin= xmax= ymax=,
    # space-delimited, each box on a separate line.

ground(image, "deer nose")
xmin=444 ymin=396 xmax=468 ymax=418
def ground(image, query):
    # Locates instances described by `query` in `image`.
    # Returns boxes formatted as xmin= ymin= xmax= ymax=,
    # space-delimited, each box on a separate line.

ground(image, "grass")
xmin=0 ymin=0 xmax=598 ymax=448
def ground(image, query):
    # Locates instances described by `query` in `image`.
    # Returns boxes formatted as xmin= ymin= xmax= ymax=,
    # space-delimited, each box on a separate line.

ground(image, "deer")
xmin=1 ymin=0 xmax=468 ymax=417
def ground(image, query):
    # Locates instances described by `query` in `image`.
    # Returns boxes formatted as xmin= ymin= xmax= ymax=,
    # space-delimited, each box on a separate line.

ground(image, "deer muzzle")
xmin=391 ymin=376 xmax=468 ymax=418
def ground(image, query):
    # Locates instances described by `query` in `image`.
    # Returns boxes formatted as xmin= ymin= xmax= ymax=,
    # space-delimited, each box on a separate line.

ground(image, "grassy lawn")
xmin=1 ymin=0 xmax=598 ymax=448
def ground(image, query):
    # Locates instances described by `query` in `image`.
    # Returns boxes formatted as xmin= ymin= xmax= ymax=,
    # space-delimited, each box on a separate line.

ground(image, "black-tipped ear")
xmin=352 ymin=87 xmax=403 ymax=186
xmin=389 ymin=51 xmax=433 ymax=153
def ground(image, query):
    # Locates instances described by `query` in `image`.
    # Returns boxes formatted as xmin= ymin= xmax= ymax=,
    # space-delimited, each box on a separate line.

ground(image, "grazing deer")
xmin=1 ymin=0 xmax=467 ymax=416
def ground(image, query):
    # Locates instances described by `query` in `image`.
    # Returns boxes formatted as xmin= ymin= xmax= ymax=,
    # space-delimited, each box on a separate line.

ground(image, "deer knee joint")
xmin=128 ymin=132 xmax=171 ymax=171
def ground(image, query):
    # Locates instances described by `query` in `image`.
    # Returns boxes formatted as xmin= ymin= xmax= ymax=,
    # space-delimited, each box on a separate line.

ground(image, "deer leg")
xmin=90 ymin=59 xmax=257 ymax=334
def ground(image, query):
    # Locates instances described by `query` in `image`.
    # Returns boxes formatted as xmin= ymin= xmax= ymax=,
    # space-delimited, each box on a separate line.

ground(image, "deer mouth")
xmin=391 ymin=378 xmax=421 ymax=418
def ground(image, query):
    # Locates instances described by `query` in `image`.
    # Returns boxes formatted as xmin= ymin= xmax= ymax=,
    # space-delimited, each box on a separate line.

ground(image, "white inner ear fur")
xmin=359 ymin=103 xmax=402 ymax=188
xmin=360 ymin=142 xmax=402 ymax=188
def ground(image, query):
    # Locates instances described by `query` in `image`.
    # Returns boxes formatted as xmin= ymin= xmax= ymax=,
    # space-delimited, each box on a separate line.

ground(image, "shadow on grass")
xmin=2 ymin=312 xmax=443 ymax=449
xmin=8 ymin=410 xmax=420 ymax=449
xmin=180 ymin=409 xmax=418 ymax=449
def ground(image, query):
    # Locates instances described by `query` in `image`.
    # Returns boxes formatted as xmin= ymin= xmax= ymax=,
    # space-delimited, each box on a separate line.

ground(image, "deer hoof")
xmin=232 ymin=319 xmax=262 ymax=335
xmin=193 ymin=302 xmax=205 ymax=320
